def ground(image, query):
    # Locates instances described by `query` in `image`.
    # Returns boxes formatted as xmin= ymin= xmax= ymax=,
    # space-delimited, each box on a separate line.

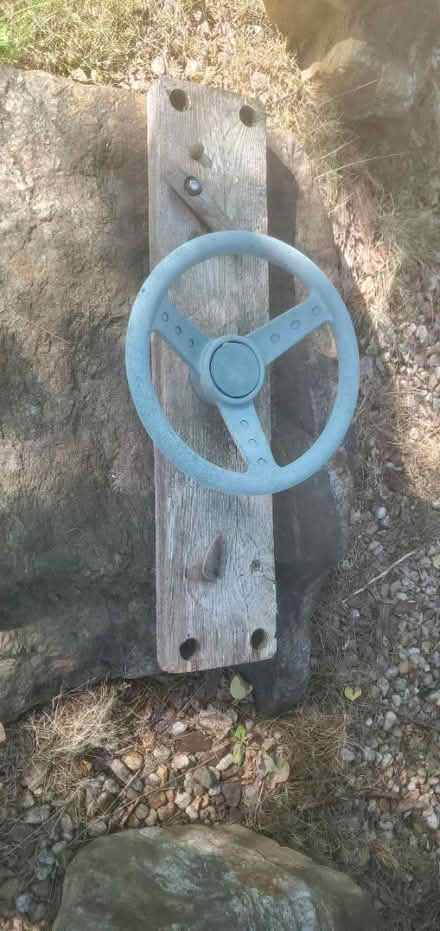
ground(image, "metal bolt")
xmin=184 ymin=176 xmax=202 ymax=196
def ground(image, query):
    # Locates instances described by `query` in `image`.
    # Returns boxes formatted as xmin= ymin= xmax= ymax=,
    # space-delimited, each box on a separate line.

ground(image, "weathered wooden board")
xmin=147 ymin=78 xmax=276 ymax=673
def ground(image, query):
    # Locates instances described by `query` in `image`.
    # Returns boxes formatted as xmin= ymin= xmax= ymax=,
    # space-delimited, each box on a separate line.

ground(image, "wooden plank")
xmin=147 ymin=78 xmax=276 ymax=673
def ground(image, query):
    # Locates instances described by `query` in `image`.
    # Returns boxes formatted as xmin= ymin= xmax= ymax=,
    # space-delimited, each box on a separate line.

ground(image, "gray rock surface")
xmin=264 ymin=0 xmax=438 ymax=119
xmin=1 ymin=67 xmax=354 ymax=720
xmin=53 ymin=825 xmax=375 ymax=930
xmin=0 ymin=65 xmax=156 ymax=720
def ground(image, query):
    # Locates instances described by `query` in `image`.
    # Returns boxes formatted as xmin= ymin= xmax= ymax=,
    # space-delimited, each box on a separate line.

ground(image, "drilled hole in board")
xmin=179 ymin=637 xmax=199 ymax=660
xmin=169 ymin=88 xmax=189 ymax=111
xmin=239 ymin=105 xmax=257 ymax=127
xmin=251 ymin=628 xmax=267 ymax=650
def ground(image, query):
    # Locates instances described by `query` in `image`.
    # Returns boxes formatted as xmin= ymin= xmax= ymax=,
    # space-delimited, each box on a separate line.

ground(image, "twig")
xmin=315 ymin=151 xmax=408 ymax=180
xmin=342 ymin=548 xmax=420 ymax=603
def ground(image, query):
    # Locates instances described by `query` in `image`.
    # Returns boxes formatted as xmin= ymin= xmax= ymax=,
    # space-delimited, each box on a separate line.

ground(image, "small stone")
xmin=145 ymin=809 xmax=158 ymax=826
xmin=216 ymin=753 xmax=234 ymax=772
xmin=200 ymin=805 xmax=215 ymax=822
xmin=342 ymin=749 xmax=355 ymax=763
xmin=23 ymin=805 xmax=51 ymax=824
xmin=110 ymin=759 xmax=132 ymax=784
xmin=35 ymin=865 xmax=52 ymax=881
xmin=157 ymin=801 xmax=175 ymax=822
xmin=170 ymin=721 xmax=187 ymax=737
xmin=52 ymin=841 xmax=68 ymax=855
xmin=175 ymin=790 xmax=192 ymax=810
xmin=87 ymin=819 xmax=107 ymax=837
xmin=32 ymin=903 xmax=48 ymax=922
xmin=172 ymin=753 xmax=190 ymax=771
xmin=122 ymin=752 xmax=143 ymax=772
xmin=61 ymin=813 xmax=73 ymax=836
xmin=432 ymin=555 xmax=440 ymax=570
xmin=192 ymin=795 xmax=202 ymax=811
xmin=432 ymin=499 xmax=440 ymax=510
xmin=153 ymin=745 xmax=171 ymax=762
xmin=185 ymin=804 xmax=199 ymax=822
xmin=376 ymin=506 xmax=387 ymax=519
xmin=208 ymin=785 xmax=222 ymax=797
xmin=103 ymin=777 xmax=120 ymax=794
xmin=415 ymin=324 xmax=428 ymax=343
xmin=427 ymin=691 xmax=440 ymax=706
xmin=391 ymin=694 xmax=402 ymax=708
xmin=16 ymin=892 xmax=33 ymax=914
xmin=125 ymin=787 xmax=140 ymax=801
xmin=166 ymin=789 xmax=175 ymax=803
xmin=193 ymin=766 xmax=216 ymax=790
xmin=148 ymin=772 xmax=161 ymax=786
xmin=222 ymin=781 xmax=241 ymax=808
xmin=399 ymin=660 xmax=409 ymax=675
xmin=20 ymin=790 xmax=35 ymax=809
xmin=38 ymin=849 xmax=56 ymax=866
xmin=424 ymin=810 xmax=439 ymax=830
xmin=384 ymin=711 xmax=398 ymax=731
xmin=135 ymin=803 xmax=150 ymax=820
xmin=149 ymin=790 xmax=167 ymax=810
xmin=377 ymin=677 xmax=390 ymax=697
xmin=156 ymin=763 xmax=168 ymax=787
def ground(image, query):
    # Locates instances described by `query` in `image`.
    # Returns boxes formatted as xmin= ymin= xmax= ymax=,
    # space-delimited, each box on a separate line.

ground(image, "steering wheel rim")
xmin=125 ymin=231 xmax=359 ymax=495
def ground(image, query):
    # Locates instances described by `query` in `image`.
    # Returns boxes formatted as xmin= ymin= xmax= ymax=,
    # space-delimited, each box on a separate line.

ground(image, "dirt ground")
xmin=1 ymin=1 xmax=440 ymax=929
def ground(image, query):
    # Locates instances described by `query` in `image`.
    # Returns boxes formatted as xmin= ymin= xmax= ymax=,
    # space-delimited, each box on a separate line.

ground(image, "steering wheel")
xmin=125 ymin=231 xmax=359 ymax=496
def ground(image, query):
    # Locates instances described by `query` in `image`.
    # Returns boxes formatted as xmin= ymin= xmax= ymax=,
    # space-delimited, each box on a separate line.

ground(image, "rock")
xmin=148 ymin=791 xmax=167 ymax=810
xmin=134 ymin=803 xmax=150 ymax=821
xmin=197 ymin=711 xmax=234 ymax=741
xmin=185 ymin=804 xmax=199 ymax=823
xmin=61 ymin=813 xmax=73 ymax=837
xmin=16 ymin=892 xmax=33 ymax=914
xmin=152 ymin=745 xmax=171 ymax=763
xmin=145 ymin=810 xmax=158 ymax=826
xmin=23 ymin=805 xmax=52 ymax=824
xmin=384 ymin=711 xmax=398 ymax=731
xmin=53 ymin=826 xmax=375 ymax=930
xmin=175 ymin=791 xmax=192 ymax=811
xmin=427 ymin=691 xmax=440 ymax=706
xmin=87 ymin=820 xmax=107 ymax=837
xmin=193 ymin=767 xmax=216 ymax=791
xmin=175 ymin=733 xmax=212 ymax=754
xmin=157 ymin=802 xmax=175 ymax=822
xmin=424 ymin=810 xmax=439 ymax=831
xmin=171 ymin=753 xmax=190 ymax=771
xmin=110 ymin=760 xmax=132 ymax=784
xmin=170 ymin=721 xmax=187 ymax=737
xmin=216 ymin=753 xmax=234 ymax=772
xmin=19 ymin=790 xmax=35 ymax=809
xmin=222 ymin=782 xmax=241 ymax=808
xmin=0 ymin=65 xmax=155 ymax=722
xmin=122 ymin=752 xmax=143 ymax=772
xmin=342 ymin=749 xmax=355 ymax=763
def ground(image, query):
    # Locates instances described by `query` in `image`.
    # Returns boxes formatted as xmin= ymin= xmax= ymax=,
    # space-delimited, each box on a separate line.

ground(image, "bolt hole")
xmin=169 ymin=89 xmax=189 ymax=111
xmin=239 ymin=105 xmax=257 ymax=127
xmin=179 ymin=637 xmax=199 ymax=660
xmin=251 ymin=628 xmax=267 ymax=650
xmin=250 ymin=559 xmax=261 ymax=571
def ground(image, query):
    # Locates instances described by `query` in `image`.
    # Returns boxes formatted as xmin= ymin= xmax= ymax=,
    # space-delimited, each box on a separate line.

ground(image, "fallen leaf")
xmin=0 ymin=722 xmax=5 ymax=743
xmin=231 ymin=744 xmax=244 ymax=766
xmin=344 ymin=686 xmax=362 ymax=702
xmin=234 ymin=724 xmax=247 ymax=742
xmin=230 ymin=674 xmax=253 ymax=701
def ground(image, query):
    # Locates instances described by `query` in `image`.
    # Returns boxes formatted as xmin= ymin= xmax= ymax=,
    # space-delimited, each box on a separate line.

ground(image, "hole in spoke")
xmin=239 ymin=105 xmax=257 ymax=126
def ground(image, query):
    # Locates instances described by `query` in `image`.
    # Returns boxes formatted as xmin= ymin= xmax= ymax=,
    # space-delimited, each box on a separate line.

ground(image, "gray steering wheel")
xmin=125 ymin=232 xmax=359 ymax=495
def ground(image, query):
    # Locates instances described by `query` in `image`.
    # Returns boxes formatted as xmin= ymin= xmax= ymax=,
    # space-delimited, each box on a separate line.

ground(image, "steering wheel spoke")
xmin=218 ymin=402 xmax=276 ymax=472
xmin=152 ymin=300 xmax=208 ymax=372
xmin=249 ymin=293 xmax=332 ymax=365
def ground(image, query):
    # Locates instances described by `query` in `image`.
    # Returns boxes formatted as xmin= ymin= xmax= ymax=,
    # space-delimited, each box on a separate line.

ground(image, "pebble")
xmin=171 ymin=753 xmax=190 ymax=771
xmin=23 ymin=805 xmax=51 ymax=824
xmin=193 ymin=766 xmax=216 ymax=790
xmin=16 ymin=892 xmax=33 ymax=914
xmin=175 ymin=790 xmax=192 ymax=810
xmin=135 ymin=803 xmax=150 ymax=821
xmin=157 ymin=802 xmax=175 ymax=822
xmin=216 ymin=753 xmax=234 ymax=772
xmin=153 ymin=745 xmax=171 ymax=762
xmin=185 ymin=804 xmax=199 ymax=822
xmin=110 ymin=759 xmax=132 ymax=784
xmin=376 ymin=506 xmax=387 ymax=519
xmin=122 ymin=752 xmax=143 ymax=772
xmin=342 ymin=749 xmax=355 ymax=763
xmin=87 ymin=819 xmax=107 ymax=837
xmin=19 ymin=791 xmax=35 ymax=809
xmin=384 ymin=711 xmax=398 ymax=731
xmin=145 ymin=810 xmax=158 ymax=826
xmin=424 ymin=811 xmax=439 ymax=831
xmin=149 ymin=791 xmax=167 ymax=810
xmin=197 ymin=710 xmax=234 ymax=741
xmin=170 ymin=721 xmax=187 ymax=737
xmin=222 ymin=781 xmax=241 ymax=808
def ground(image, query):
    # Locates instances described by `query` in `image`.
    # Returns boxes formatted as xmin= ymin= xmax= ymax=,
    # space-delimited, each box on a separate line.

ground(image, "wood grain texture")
xmin=148 ymin=78 xmax=276 ymax=673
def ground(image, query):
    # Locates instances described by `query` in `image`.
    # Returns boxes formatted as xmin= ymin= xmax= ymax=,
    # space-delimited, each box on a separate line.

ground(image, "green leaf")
xmin=230 ymin=674 xmax=253 ymax=701
xmin=234 ymin=724 xmax=247 ymax=742
xmin=231 ymin=743 xmax=244 ymax=766
xmin=0 ymin=24 xmax=9 ymax=50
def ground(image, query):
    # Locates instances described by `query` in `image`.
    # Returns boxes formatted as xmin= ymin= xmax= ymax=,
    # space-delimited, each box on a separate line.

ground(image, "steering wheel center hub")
xmin=209 ymin=340 xmax=261 ymax=399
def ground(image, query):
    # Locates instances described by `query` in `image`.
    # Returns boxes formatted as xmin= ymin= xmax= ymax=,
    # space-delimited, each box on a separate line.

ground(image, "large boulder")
xmin=53 ymin=825 xmax=376 ymax=930
xmin=0 ymin=66 xmax=353 ymax=720
xmin=264 ymin=0 xmax=438 ymax=122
